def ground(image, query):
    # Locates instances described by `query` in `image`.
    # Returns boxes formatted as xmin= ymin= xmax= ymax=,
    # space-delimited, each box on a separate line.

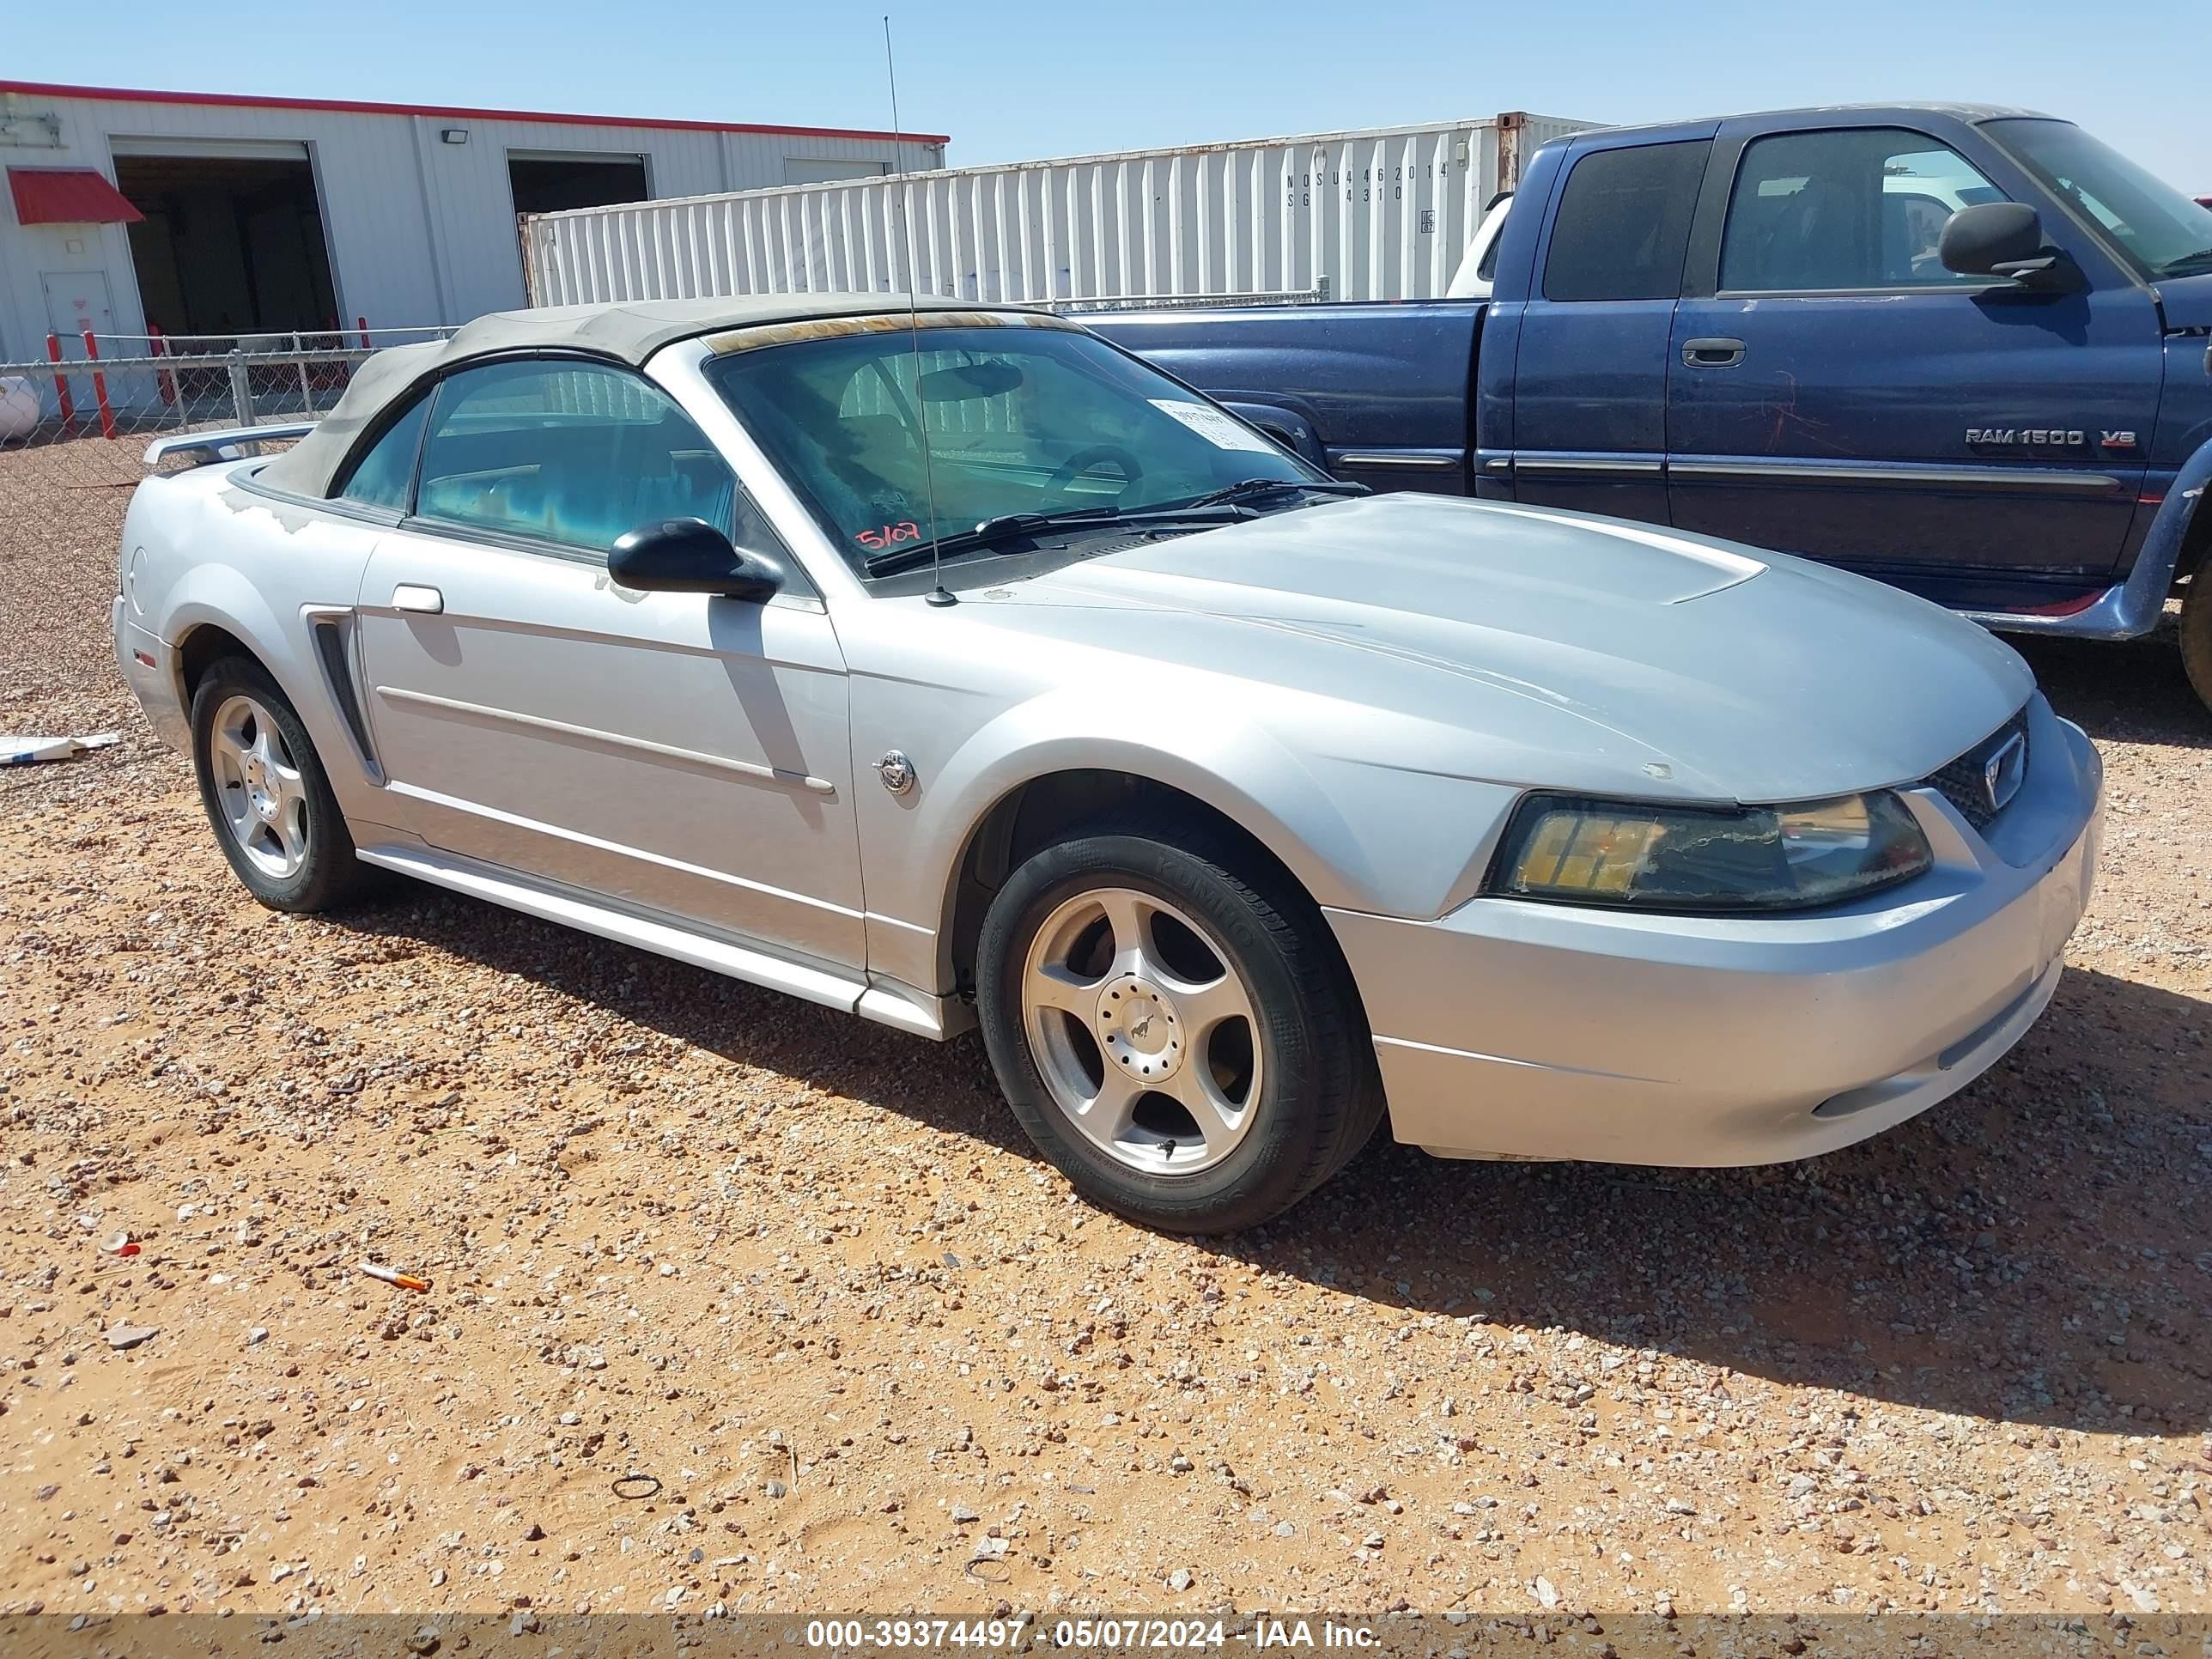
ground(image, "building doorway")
xmin=507 ymin=151 xmax=651 ymax=216
xmin=112 ymin=141 xmax=337 ymax=338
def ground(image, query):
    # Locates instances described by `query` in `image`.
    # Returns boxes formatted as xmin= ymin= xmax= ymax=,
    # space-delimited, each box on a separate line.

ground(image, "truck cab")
xmin=1091 ymin=104 xmax=2212 ymax=710
xmin=1481 ymin=105 xmax=2212 ymax=623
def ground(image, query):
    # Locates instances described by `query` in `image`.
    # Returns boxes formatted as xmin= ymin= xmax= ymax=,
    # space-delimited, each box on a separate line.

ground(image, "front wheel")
xmin=2181 ymin=558 xmax=2212 ymax=718
xmin=975 ymin=820 xmax=1382 ymax=1233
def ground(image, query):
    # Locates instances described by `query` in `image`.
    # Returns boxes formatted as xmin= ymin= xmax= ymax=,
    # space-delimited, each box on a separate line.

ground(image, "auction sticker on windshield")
xmin=1149 ymin=399 xmax=1279 ymax=453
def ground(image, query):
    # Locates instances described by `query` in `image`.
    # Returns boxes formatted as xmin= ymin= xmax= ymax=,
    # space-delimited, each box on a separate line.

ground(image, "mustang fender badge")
xmin=875 ymin=750 xmax=917 ymax=795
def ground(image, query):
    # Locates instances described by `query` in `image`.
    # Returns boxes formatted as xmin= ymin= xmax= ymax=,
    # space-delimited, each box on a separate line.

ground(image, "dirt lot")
xmin=2 ymin=444 xmax=2209 ymax=1623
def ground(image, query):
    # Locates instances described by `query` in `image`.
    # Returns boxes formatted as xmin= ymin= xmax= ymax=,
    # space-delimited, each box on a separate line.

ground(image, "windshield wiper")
xmin=2156 ymin=246 xmax=2212 ymax=275
xmin=1180 ymin=476 xmax=1370 ymax=509
xmin=861 ymin=502 xmax=1247 ymax=578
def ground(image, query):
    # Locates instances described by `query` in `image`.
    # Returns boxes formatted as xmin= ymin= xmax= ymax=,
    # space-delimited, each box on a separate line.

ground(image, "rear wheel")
xmin=2182 ymin=557 xmax=2212 ymax=718
xmin=189 ymin=656 xmax=367 ymax=913
xmin=975 ymin=818 xmax=1383 ymax=1233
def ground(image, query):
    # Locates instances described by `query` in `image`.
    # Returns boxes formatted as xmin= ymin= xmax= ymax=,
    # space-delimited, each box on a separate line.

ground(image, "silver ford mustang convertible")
xmin=112 ymin=295 xmax=2103 ymax=1232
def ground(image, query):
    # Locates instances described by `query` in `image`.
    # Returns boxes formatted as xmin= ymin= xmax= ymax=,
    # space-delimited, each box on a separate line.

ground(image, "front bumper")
xmin=1326 ymin=695 xmax=2102 ymax=1167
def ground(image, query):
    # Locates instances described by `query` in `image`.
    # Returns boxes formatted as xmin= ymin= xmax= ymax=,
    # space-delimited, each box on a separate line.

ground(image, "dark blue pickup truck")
xmin=1088 ymin=105 xmax=2212 ymax=712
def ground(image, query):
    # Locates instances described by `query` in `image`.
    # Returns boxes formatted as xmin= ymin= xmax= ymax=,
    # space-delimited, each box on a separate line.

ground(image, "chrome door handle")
xmin=392 ymin=584 xmax=445 ymax=615
xmin=1681 ymin=337 xmax=1746 ymax=368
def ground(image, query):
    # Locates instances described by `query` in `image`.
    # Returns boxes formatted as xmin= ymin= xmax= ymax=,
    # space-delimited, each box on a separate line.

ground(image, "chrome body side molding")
xmin=353 ymin=842 xmax=960 ymax=1037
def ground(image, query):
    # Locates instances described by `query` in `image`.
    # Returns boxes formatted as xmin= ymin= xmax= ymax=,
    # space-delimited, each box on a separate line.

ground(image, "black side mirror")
xmin=609 ymin=518 xmax=782 ymax=602
xmin=1938 ymin=202 xmax=2084 ymax=291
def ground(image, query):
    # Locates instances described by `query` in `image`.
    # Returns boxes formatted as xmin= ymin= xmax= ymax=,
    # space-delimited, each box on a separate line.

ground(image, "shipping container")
xmin=520 ymin=112 xmax=1597 ymax=310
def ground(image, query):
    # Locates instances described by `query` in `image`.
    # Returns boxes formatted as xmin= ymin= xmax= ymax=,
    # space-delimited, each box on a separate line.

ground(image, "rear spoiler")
xmin=143 ymin=422 xmax=316 ymax=470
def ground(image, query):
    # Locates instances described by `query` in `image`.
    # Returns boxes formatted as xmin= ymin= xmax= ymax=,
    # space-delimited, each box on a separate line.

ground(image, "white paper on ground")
xmin=1148 ymin=399 xmax=1279 ymax=454
xmin=3 ymin=732 xmax=119 ymax=766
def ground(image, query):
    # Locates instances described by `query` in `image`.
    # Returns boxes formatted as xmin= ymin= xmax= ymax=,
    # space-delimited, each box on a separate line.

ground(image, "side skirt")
xmin=354 ymin=842 xmax=964 ymax=1040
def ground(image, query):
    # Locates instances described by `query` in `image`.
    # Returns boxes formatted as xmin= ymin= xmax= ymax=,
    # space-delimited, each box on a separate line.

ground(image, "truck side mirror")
xmin=1938 ymin=203 xmax=2084 ymax=293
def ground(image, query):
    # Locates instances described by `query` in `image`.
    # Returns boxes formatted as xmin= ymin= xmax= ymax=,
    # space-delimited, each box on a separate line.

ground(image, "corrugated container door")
xmin=521 ymin=113 xmax=1594 ymax=308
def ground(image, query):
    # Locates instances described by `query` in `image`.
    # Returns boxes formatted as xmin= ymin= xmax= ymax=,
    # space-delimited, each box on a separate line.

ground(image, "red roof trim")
xmin=0 ymin=79 xmax=950 ymax=148
xmin=8 ymin=165 xmax=144 ymax=226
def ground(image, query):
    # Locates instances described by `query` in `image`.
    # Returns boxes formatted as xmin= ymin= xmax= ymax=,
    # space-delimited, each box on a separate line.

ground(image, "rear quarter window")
xmin=334 ymin=394 xmax=431 ymax=512
xmin=1541 ymin=142 xmax=1709 ymax=302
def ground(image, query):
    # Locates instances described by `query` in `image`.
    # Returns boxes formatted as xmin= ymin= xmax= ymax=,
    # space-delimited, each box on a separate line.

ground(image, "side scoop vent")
xmin=310 ymin=616 xmax=382 ymax=782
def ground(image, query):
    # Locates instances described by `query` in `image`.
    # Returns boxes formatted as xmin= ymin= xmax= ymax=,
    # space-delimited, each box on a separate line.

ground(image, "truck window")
xmin=1540 ymin=142 xmax=1708 ymax=302
xmin=1982 ymin=117 xmax=2212 ymax=281
xmin=1719 ymin=129 xmax=2006 ymax=292
xmin=1476 ymin=227 xmax=1504 ymax=285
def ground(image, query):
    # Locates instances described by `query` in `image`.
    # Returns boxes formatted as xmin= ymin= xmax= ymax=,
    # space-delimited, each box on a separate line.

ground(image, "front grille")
xmin=1923 ymin=708 xmax=2031 ymax=832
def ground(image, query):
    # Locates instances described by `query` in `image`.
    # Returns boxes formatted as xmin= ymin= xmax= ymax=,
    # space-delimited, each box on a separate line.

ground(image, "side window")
xmin=1541 ymin=142 xmax=1708 ymax=301
xmin=1720 ymin=128 xmax=2008 ymax=292
xmin=1475 ymin=220 xmax=1504 ymax=284
xmin=334 ymin=393 xmax=430 ymax=512
xmin=413 ymin=360 xmax=745 ymax=556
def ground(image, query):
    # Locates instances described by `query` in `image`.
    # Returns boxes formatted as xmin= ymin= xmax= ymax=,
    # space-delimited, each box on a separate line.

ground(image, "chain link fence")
xmin=0 ymin=327 xmax=454 ymax=502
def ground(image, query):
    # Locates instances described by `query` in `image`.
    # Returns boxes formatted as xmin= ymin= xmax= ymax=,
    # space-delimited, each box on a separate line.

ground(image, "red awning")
xmin=7 ymin=167 xmax=143 ymax=226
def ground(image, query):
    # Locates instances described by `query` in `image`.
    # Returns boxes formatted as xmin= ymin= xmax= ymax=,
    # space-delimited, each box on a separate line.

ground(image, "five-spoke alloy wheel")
xmin=189 ymin=655 xmax=366 ymax=913
xmin=207 ymin=693 xmax=312 ymax=880
xmin=978 ymin=818 xmax=1384 ymax=1233
xmin=1021 ymin=885 xmax=1265 ymax=1175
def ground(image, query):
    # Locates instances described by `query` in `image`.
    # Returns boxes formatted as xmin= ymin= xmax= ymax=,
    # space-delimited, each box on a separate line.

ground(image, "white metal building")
xmin=0 ymin=79 xmax=946 ymax=360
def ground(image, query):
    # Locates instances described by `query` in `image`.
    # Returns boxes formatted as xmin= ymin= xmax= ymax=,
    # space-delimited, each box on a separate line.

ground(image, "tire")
xmin=975 ymin=816 xmax=1384 ymax=1234
xmin=2183 ymin=557 xmax=2212 ymax=719
xmin=189 ymin=655 xmax=368 ymax=913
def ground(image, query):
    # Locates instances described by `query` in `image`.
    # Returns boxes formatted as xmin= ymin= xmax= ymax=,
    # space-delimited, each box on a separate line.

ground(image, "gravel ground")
xmin=2 ymin=441 xmax=2208 ymax=1622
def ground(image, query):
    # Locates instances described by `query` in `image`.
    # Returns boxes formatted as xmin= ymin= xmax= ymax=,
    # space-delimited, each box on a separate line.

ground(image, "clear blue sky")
xmin=11 ymin=0 xmax=2207 ymax=192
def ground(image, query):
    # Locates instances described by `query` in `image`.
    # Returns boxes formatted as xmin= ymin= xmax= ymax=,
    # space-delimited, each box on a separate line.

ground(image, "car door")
xmin=350 ymin=356 xmax=865 ymax=971
xmin=1503 ymin=134 xmax=1712 ymax=522
xmin=1665 ymin=119 xmax=2160 ymax=598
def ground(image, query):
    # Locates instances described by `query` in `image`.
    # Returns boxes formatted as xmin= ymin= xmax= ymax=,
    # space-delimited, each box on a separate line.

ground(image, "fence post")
xmin=357 ymin=316 xmax=371 ymax=350
xmin=82 ymin=330 xmax=117 ymax=441
xmin=228 ymin=349 xmax=254 ymax=427
xmin=46 ymin=334 xmax=76 ymax=434
xmin=293 ymin=331 xmax=315 ymax=415
xmin=149 ymin=323 xmax=179 ymax=415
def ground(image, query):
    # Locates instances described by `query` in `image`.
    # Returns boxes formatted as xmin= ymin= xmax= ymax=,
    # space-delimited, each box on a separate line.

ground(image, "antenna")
xmin=884 ymin=15 xmax=954 ymax=607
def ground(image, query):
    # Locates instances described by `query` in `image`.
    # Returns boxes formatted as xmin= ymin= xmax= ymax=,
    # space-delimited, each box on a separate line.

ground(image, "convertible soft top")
xmin=258 ymin=291 xmax=1006 ymax=500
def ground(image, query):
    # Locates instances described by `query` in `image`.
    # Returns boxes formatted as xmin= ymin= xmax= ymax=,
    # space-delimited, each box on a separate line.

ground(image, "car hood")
xmin=989 ymin=494 xmax=2033 ymax=803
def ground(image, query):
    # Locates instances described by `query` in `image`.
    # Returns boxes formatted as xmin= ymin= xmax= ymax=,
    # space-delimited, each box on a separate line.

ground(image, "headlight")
xmin=1490 ymin=790 xmax=1932 ymax=913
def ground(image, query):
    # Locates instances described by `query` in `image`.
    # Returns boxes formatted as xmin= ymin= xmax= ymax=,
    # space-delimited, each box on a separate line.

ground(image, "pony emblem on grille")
xmin=1983 ymin=732 xmax=2027 ymax=815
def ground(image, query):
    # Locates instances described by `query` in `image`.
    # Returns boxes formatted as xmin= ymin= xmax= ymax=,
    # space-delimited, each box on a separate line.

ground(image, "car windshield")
xmin=705 ymin=319 xmax=1325 ymax=570
xmin=1981 ymin=118 xmax=2212 ymax=279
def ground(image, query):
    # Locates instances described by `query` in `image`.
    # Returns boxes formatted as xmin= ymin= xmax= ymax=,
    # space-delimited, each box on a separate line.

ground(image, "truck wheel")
xmin=975 ymin=817 xmax=1384 ymax=1234
xmin=189 ymin=656 xmax=368 ymax=914
xmin=2183 ymin=559 xmax=2212 ymax=718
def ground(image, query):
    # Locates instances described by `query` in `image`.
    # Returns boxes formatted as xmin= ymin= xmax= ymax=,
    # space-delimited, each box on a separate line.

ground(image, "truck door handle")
xmin=1682 ymin=337 xmax=1746 ymax=368
xmin=392 ymin=584 xmax=445 ymax=615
